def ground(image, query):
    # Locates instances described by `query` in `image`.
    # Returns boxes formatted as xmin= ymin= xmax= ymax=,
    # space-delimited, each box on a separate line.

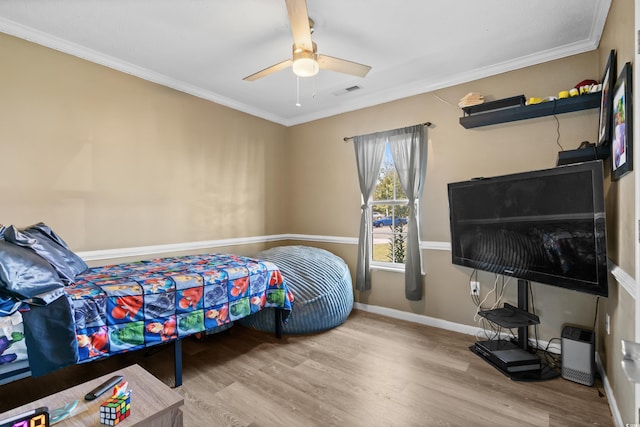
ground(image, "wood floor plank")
xmin=0 ymin=309 xmax=614 ymax=426
xmin=243 ymin=360 xmax=362 ymax=426
xmin=402 ymin=375 xmax=550 ymax=426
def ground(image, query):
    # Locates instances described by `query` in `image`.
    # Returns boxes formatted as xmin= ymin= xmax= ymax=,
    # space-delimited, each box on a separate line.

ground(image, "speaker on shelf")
xmin=561 ymin=325 xmax=595 ymax=386
xmin=556 ymin=142 xmax=609 ymax=166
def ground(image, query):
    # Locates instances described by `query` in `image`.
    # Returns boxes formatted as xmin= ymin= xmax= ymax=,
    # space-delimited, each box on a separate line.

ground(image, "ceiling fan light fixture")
xmin=292 ymin=57 xmax=319 ymax=77
xmin=292 ymin=45 xmax=319 ymax=77
xmin=243 ymin=4 xmax=371 ymax=82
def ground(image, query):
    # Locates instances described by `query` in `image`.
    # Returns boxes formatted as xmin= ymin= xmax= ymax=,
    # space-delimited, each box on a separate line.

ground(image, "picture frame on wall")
xmin=611 ymin=62 xmax=633 ymax=180
xmin=597 ymin=49 xmax=616 ymax=146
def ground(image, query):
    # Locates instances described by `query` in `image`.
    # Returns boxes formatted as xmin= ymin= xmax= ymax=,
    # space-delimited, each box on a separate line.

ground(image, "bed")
xmin=0 ymin=223 xmax=293 ymax=387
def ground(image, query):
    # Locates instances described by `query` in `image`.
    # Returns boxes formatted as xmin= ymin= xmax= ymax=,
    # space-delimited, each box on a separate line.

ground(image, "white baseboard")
xmin=353 ymin=302 xmax=562 ymax=353
xmin=354 ymin=302 xmax=482 ymax=336
xmin=76 ymin=234 xmax=624 ymax=424
xmin=596 ymin=352 xmax=623 ymax=427
xmin=354 ymin=301 xmax=620 ymax=425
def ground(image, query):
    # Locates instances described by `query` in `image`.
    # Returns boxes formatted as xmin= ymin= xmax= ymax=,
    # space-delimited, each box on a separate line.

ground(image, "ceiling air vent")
xmin=333 ymin=85 xmax=362 ymax=96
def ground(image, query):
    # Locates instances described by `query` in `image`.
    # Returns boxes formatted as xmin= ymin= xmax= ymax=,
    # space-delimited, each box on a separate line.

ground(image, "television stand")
xmin=471 ymin=279 xmax=560 ymax=381
xmin=478 ymin=303 xmax=539 ymax=329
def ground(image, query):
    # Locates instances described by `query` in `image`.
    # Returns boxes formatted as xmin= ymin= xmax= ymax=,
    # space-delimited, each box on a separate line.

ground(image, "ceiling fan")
xmin=243 ymin=0 xmax=372 ymax=81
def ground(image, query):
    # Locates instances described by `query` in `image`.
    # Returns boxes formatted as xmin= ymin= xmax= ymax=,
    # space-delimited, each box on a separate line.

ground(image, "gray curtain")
xmin=388 ymin=125 xmax=427 ymax=300
xmin=353 ymin=134 xmax=387 ymax=291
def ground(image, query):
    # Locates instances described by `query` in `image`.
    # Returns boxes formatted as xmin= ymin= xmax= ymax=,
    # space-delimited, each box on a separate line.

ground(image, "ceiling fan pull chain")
xmin=312 ymin=75 xmax=316 ymax=98
xmin=296 ymin=76 xmax=301 ymax=107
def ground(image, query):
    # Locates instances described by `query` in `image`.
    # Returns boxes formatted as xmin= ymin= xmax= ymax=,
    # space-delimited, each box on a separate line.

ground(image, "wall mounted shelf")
xmin=459 ymin=92 xmax=601 ymax=129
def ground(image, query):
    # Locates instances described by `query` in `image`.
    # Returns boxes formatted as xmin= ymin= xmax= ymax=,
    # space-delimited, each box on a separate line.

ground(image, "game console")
xmin=473 ymin=340 xmax=541 ymax=373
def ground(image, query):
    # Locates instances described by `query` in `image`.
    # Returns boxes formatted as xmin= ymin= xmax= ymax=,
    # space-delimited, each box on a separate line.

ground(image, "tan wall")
xmin=0 ymin=33 xmax=289 ymax=252
xmin=0 ymin=7 xmax=634 ymax=422
xmin=289 ymin=51 xmax=601 ymax=329
xmin=289 ymin=46 xmax=628 ymax=418
xmin=601 ymin=0 xmax=636 ymax=274
xmin=597 ymin=0 xmax=637 ymax=423
xmin=286 ymin=2 xmax=637 ymax=418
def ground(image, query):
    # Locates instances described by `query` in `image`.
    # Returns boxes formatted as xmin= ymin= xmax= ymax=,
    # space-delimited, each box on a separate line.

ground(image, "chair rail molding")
xmin=77 ymin=234 xmax=451 ymax=262
xmin=78 ymin=234 xmax=632 ymax=303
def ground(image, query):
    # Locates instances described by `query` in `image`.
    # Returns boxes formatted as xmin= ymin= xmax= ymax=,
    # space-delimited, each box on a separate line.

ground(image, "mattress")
xmin=68 ymin=253 xmax=293 ymax=362
xmin=0 ymin=252 xmax=294 ymax=382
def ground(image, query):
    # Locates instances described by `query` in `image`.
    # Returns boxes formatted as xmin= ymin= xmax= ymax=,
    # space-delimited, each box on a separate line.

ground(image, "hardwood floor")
xmin=1 ymin=310 xmax=613 ymax=426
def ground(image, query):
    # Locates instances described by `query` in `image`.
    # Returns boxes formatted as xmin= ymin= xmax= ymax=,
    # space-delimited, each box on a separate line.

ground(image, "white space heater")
xmin=561 ymin=325 xmax=595 ymax=386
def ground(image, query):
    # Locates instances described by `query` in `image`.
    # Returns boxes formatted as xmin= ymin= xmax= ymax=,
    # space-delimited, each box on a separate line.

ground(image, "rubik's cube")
xmin=100 ymin=392 xmax=131 ymax=425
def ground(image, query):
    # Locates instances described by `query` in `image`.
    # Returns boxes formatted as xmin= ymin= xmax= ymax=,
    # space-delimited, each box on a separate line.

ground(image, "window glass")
xmin=371 ymin=143 xmax=409 ymax=265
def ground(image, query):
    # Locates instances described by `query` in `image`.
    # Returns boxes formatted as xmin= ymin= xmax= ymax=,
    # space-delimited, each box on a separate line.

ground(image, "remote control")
xmin=84 ymin=375 xmax=124 ymax=401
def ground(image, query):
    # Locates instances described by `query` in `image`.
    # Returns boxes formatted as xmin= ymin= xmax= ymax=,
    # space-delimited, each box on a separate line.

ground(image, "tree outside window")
xmin=371 ymin=143 xmax=409 ymax=265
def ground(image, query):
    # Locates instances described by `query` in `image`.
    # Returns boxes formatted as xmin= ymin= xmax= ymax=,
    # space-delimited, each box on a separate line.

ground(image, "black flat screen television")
xmin=447 ymin=160 xmax=608 ymax=297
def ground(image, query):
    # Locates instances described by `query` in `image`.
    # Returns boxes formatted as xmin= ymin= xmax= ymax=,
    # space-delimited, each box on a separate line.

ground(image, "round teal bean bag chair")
xmin=240 ymin=245 xmax=354 ymax=334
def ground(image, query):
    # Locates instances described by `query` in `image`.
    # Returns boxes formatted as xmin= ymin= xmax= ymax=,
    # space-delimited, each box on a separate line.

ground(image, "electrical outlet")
xmin=605 ymin=313 xmax=611 ymax=335
xmin=469 ymin=281 xmax=480 ymax=296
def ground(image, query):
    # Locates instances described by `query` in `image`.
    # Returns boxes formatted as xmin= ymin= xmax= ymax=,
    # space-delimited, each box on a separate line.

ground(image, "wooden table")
xmin=0 ymin=364 xmax=183 ymax=427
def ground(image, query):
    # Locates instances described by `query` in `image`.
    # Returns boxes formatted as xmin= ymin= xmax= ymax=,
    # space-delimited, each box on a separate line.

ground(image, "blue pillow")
xmin=4 ymin=223 xmax=87 ymax=284
xmin=26 ymin=223 xmax=88 ymax=277
xmin=0 ymin=240 xmax=64 ymax=301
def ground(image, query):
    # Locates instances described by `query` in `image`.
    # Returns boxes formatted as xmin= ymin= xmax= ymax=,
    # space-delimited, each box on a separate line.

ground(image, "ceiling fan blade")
xmin=317 ymin=55 xmax=372 ymax=78
xmin=285 ymin=0 xmax=313 ymax=51
xmin=243 ymin=59 xmax=293 ymax=81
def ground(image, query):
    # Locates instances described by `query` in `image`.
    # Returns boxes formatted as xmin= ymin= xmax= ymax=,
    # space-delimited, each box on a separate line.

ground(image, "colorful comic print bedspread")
xmin=0 ymin=309 xmax=29 ymax=384
xmin=66 ymin=253 xmax=293 ymax=362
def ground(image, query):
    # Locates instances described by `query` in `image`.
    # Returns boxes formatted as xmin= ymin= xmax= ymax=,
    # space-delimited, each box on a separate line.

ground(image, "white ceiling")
xmin=0 ymin=0 xmax=611 ymax=127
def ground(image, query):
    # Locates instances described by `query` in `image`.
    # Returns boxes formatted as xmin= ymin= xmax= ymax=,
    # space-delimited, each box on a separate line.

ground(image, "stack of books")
xmin=458 ymin=92 xmax=484 ymax=108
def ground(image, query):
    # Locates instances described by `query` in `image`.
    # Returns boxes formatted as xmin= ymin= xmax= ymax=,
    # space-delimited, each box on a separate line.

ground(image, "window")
xmin=370 ymin=142 xmax=410 ymax=267
xmin=352 ymin=124 xmax=426 ymax=299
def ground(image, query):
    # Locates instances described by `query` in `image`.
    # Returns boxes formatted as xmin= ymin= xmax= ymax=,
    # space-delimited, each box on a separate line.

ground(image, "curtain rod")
xmin=343 ymin=122 xmax=433 ymax=142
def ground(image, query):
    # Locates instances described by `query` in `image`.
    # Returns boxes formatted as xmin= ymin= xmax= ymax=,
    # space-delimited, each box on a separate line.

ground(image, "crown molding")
xmin=0 ymin=14 xmax=605 ymax=128
xmin=281 ymin=39 xmax=603 ymax=126
xmin=0 ymin=17 xmax=285 ymax=125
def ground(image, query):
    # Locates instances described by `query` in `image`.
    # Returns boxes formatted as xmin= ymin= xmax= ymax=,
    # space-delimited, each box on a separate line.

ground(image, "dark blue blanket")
xmin=21 ymin=296 xmax=78 ymax=377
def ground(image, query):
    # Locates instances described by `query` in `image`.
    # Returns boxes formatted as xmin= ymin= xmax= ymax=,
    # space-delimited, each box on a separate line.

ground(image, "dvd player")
xmin=473 ymin=340 xmax=541 ymax=373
